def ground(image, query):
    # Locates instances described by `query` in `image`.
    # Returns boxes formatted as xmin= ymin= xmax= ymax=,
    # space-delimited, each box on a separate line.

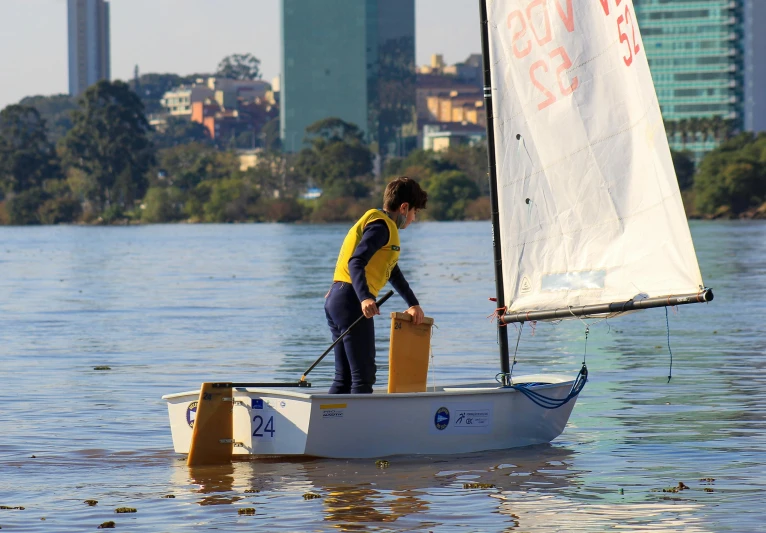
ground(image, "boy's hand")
xmin=405 ymin=305 xmax=424 ymax=325
xmin=361 ymin=298 xmax=379 ymax=318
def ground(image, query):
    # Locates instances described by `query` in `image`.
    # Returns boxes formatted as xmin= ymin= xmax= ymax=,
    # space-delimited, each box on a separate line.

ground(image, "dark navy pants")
xmin=325 ymin=282 xmax=376 ymax=394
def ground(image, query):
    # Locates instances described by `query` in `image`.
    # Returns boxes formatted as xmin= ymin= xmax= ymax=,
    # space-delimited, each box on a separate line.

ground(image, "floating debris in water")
xmin=656 ymin=481 xmax=690 ymax=493
xmin=30 ymin=455 xmax=36 ymax=459
xmin=700 ymin=477 xmax=715 ymax=483
xmin=303 ymin=493 xmax=321 ymax=500
xmin=40 ymin=517 xmax=45 ymax=521
xmin=94 ymin=366 xmax=111 ymax=371
xmin=0 ymin=506 xmax=25 ymax=510
xmin=238 ymin=508 xmax=256 ymax=515
xmin=115 ymin=507 xmax=136 ymax=513
xmin=704 ymin=488 xmax=715 ymax=492
xmin=244 ymin=489 xmax=259 ymax=494
xmin=463 ymin=483 xmax=496 ymax=490
xmin=98 ymin=521 xmax=115 ymax=529
xmin=84 ymin=500 xmax=98 ymax=506
xmin=375 ymin=460 xmax=389 ymax=468
xmin=161 ymin=495 xmax=175 ymax=499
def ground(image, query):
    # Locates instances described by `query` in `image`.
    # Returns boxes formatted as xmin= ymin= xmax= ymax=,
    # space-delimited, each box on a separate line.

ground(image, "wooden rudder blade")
xmin=388 ymin=312 xmax=434 ymax=393
xmin=186 ymin=382 xmax=234 ymax=466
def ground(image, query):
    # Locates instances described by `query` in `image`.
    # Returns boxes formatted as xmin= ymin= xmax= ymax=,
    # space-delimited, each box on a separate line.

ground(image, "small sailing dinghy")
xmin=163 ymin=0 xmax=712 ymax=464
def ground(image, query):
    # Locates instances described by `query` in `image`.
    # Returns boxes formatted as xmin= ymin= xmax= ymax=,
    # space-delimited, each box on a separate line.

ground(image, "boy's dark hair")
xmin=383 ymin=177 xmax=428 ymax=211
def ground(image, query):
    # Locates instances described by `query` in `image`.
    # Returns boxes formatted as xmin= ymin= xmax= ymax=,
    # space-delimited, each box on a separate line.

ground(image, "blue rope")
xmin=508 ymin=364 xmax=588 ymax=409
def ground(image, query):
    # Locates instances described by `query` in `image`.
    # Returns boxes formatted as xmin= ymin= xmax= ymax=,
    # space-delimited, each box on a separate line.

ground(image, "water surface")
xmin=0 ymin=221 xmax=764 ymax=531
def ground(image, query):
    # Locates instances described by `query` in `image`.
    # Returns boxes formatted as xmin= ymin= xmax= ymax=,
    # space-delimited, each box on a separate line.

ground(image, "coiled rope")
xmin=495 ymin=323 xmax=589 ymax=409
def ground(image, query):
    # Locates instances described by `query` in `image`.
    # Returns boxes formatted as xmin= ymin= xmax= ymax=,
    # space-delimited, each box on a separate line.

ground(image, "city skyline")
xmin=0 ymin=0 xmax=480 ymax=110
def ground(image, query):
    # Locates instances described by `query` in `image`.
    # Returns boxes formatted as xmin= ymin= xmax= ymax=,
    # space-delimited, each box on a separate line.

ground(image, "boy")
xmin=325 ymin=177 xmax=428 ymax=394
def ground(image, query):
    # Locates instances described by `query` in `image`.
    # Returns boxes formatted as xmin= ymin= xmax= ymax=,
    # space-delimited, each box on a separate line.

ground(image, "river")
xmin=0 ymin=220 xmax=764 ymax=532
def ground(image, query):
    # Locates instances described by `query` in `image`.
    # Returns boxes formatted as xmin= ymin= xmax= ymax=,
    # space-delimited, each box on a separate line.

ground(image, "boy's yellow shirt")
xmin=333 ymin=209 xmax=400 ymax=297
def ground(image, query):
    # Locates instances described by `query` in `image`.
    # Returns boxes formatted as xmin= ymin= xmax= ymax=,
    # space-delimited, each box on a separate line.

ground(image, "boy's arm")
xmin=389 ymin=265 xmax=424 ymax=325
xmin=388 ymin=265 xmax=419 ymax=308
xmin=348 ymin=220 xmax=389 ymax=303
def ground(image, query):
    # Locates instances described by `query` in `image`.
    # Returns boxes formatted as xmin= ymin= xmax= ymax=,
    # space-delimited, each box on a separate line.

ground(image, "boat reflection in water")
xmin=178 ymin=445 xmax=708 ymax=532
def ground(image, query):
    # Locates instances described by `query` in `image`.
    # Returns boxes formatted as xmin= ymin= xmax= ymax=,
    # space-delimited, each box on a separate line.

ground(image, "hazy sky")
xmin=0 ymin=0 xmax=481 ymax=110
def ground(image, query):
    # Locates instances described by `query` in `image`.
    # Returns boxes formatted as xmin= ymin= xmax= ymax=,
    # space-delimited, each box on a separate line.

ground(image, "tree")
xmin=670 ymin=149 xmax=695 ymax=191
xmin=149 ymin=116 xmax=212 ymax=149
xmin=694 ymin=132 xmax=766 ymax=216
xmin=62 ymin=80 xmax=155 ymax=210
xmin=295 ymin=118 xmax=373 ymax=188
xmin=260 ymin=117 xmax=281 ymax=152
xmin=0 ymin=105 xmax=62 ymax=194
xmin=156 ymin=142 xmax=239 ymax=191
xmin=426 ymin=170 xmax=480 ymax=221
xmin=18 ymin=94 xmax=78 ymax=143
xmin=215 ymin=53 xmax=261 ymax=80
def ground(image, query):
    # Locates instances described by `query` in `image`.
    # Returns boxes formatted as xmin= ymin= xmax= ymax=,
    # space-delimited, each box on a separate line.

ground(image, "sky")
xmin=0 ymin=0 xmax=481 ymax=110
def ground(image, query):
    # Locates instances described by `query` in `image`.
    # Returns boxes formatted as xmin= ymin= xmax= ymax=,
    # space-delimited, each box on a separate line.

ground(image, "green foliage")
xmin=141 ymin=186 xmax=184 ymax=223
xmin=62 ymin=81 xmax=155 ymax=210
xmin=426 ymin=170 xmax=480 ymax=221
xmin=18 ymin=94 xmax=78 ymax=143
xmin=156 ymin=143 xmax=239 ymax=191
xmin=439 ymin=144 xmax=489 ymax=195
xmin=670 ymin=149 xmax=695 ymax=191
xmin=254 ymin=197 xmax=305 ymax=222
xmin=5 ymin=188 xmax=47 ymax=225
xmin=216 ymin=53 xmax=261 ymax=80
xmin=295 ymin=118 xmax=373 ymax=188
xmin=0 ymin=105 xmax=62 ymax=193
xmin=693 ymin=132 xmax=766 ymax=216
xmin=203 ymin=177 xmax=258 ymax=222
xmin=260 ymin=117 xmax=281 ymax=152
xmin=150 ymin=117 xmax=211 ymax=149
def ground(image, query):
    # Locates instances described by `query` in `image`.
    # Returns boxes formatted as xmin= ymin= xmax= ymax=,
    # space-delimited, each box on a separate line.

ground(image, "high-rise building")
xmin=744 ymin=0 xmax=766 ymax=132
xmin=280 ymin=0 xmax=416 ymax=158
xmin=68 ymin=0 xmax=110 ymax=96
xmin=634 ymin=0 xmax=746 ymax=157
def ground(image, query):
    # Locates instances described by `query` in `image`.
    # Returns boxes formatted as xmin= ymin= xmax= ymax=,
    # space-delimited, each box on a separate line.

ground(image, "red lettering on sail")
xmin=598 ymin=0 xmax=610 ymax=16
xmin=554 ymin=0 xmax=575 ymax=33
xmin=508 ymin=10 xmax=532 ymax=58
xmin=530 ymin=60 xmax=556 ymax=110
xmin=526 ymin=0 xmax=552 ymax=47
xmin=617 ymin=4 xmax=640 ymax=67
xmin=551 ymin=47 xmax=578 ymax=95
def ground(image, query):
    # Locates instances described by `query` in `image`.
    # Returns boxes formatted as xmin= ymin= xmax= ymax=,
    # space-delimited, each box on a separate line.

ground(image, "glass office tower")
xmin=280 ymin=0 xmax=415 ymax=158
xmin=634 ymin=0 xmax=745 ymax=158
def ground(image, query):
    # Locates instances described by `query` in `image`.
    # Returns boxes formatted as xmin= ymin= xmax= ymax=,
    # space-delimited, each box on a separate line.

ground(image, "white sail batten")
xmin=486 ymin=0 xmax=704 ymax=314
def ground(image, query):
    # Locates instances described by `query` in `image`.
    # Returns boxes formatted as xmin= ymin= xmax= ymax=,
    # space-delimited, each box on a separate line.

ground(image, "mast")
xmin=479 ymin=0 xmax=511 ymax=384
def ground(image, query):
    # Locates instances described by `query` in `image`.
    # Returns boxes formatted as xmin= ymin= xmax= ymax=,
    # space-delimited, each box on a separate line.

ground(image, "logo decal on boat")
xmin=252 ymin=399 xmax=263 ymax=409
xmin=186 ymin=401 xmax=198 ymax=428
xmin=321 ymin=403 xmax=347 ymax=419
xmin=434 ymin=407 xmax=450 ymax=430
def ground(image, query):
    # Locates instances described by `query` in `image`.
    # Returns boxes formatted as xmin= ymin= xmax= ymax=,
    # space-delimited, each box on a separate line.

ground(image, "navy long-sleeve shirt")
xmin=347 ymin=220 xmax=419 ymax=308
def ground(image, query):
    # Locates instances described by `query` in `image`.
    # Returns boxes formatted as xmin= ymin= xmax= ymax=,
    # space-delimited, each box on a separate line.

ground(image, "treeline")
xmin=0 ymin=80 xmax=488 ymax=225
xmin=681 ymin=133 xmax=766 ymax=219
xmin=1 ymin=75 xmax=764 ymax=225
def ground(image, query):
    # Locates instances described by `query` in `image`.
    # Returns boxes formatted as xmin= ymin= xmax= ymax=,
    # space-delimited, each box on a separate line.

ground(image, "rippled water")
xmin=0 ymin=221 xmax=764 ymax=532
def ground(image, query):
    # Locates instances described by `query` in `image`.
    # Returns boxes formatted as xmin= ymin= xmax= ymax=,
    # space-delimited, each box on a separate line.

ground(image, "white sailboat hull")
xmin=162 ymin=374 xmax=578 ymax=459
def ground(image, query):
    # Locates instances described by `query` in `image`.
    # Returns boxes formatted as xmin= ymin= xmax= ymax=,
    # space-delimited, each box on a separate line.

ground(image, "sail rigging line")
xmin=479 ymin=0 xmax=511 ymax=385
xmin=666 ymin=307 xmax=674 ymax=383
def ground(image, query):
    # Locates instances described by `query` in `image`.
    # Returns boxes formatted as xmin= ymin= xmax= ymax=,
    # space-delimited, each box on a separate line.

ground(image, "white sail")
xmin=486 ymin=0 xmax=704 ymax=314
